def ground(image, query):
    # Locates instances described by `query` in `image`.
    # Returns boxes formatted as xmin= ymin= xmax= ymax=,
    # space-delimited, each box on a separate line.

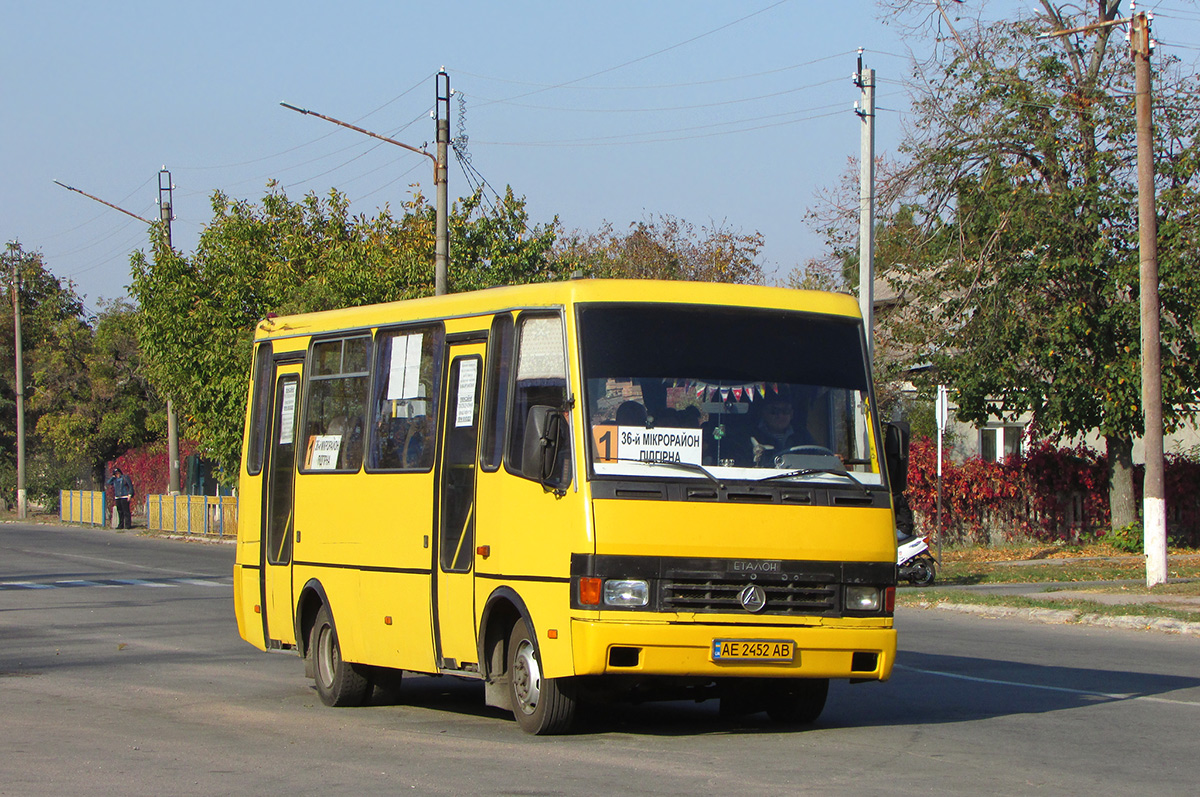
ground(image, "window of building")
xmin=980 ymin=425 xmax=1023 ymax=462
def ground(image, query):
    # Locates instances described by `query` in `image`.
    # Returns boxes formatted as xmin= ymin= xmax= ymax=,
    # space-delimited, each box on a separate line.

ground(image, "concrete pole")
xmin=435 ymin=70 xmax=450 ymax=297
xmin=1132 ymin=13 xmax=1167 ymax=587
xmin=857 ymin=61 xmax=876 ymax=362
xmin=160 ymin=169 xmax=182 ymax=495
xmin=9 ymin=246 xmax=26 ymax=519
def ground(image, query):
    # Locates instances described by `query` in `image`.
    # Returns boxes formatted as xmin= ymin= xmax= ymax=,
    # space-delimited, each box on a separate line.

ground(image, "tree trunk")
xmin=1106 ymin=434 xmax=1138 ymax=531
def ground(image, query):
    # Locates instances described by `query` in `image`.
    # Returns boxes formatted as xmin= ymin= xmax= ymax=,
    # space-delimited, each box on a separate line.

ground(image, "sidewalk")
xmin=906 ymin=578 xmax=1200 ymax=636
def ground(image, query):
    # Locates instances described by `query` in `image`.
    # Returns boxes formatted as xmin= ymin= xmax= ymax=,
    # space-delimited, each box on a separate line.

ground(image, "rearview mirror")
xmin=521 ymin=405 xmax=571 ymax=492
xmin=884 ymin=421 xmax=910 ymax=495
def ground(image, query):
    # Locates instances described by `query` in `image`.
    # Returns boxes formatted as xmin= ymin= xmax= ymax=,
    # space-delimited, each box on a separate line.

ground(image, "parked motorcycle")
xmin=897 ymin=530 xmax=936 ymax=586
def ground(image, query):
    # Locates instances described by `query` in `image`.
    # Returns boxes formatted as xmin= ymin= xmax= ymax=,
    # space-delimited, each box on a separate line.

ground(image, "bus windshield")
xmin=579 ymin=303 xmax=883 ymax=487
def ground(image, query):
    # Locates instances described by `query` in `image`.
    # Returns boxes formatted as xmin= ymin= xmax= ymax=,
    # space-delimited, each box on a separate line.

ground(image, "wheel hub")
xmin=512 ymin=639 xmax=541 ymax=714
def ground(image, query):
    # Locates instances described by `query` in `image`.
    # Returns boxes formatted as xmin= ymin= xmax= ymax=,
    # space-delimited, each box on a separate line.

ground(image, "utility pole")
xmin=280 ymin=69 xmax=451 ymax=296
xmin=1132 ymin=11 xmax=1167 ymax=587
xmin=159 ymin=168 xmax=182 ymax=496
xmin=436 ymin=69 xmax=451 ymax=297
xmin=854 ymin=51 xmax=876 ymax=362
xmin=7 ymin=242 xmax=27 ymax=519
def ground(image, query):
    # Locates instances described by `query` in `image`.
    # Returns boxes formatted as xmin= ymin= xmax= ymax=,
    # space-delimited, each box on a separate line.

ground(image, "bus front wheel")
xmin=508 ymin=619 xmax=576 ymax=734
xmin=311 ymin=604 xmax=372 ymax=707
xmin=766 ymin=678 xmax=829 ymax=725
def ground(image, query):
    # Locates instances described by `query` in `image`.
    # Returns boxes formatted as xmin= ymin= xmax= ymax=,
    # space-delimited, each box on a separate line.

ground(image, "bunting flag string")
xmin=677 ymin=379 xmax=776 ymax=403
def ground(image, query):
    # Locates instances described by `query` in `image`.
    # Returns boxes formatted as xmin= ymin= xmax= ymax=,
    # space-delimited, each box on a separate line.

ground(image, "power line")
xmin=474 ymin=0 xmax=794 ymax=108
xmin=450 ymin=51 xmax=854 ymax=92
xmin=465 ymin=76 xmax=844 ymax=114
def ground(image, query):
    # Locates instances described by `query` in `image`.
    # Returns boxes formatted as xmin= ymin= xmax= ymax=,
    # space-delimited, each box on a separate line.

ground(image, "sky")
xmin=4 ymin=0 xmax=1199 ymax=314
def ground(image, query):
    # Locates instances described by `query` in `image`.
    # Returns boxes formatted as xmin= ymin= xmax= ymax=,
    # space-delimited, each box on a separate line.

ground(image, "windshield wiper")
xmin=600 ymin=457 xmax=725 ymax=490
xmin=756 ymin=467 xmax=870 ymax=494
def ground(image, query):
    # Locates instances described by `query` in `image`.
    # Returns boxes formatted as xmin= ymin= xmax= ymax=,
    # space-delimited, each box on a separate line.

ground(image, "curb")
xmin=914 ymin=601 xmax=1200 ymax=637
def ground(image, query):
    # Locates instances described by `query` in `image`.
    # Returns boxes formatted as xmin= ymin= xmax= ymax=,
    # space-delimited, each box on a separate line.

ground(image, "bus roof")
xmin=252 ymin=279 xmax=862 ymax=341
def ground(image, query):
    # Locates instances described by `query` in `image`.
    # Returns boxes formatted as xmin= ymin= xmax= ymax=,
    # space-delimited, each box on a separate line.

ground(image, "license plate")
xmin=711 ymin=639 xmax=795 ymax=662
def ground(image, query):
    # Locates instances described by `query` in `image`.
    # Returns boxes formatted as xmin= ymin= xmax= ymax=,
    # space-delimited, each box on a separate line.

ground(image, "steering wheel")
xmin=782 ymin=445 xmax=839 ymax=458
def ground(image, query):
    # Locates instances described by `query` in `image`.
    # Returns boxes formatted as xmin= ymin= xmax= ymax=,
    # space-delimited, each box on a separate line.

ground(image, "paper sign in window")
xmin=455 ymin=359 xmax=479 ymax=427
xmin=279 ymin=383 xmax=297 ymax=445
xmin=307 ymin=434 xmax=342 ymax=470
xmin=386 ymin=334 xmax=423 ymax=401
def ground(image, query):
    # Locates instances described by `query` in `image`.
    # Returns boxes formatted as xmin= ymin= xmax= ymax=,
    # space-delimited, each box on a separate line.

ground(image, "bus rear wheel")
xmin=311 ymin=604 xmax=372 ymax=707
xmin=508 ymin=619 xmax=576 ymax=734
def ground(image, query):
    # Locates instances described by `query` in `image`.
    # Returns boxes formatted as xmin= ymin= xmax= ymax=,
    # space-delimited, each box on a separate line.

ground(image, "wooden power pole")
xmin=1132 ymin=11 xmax=1167 ymax=587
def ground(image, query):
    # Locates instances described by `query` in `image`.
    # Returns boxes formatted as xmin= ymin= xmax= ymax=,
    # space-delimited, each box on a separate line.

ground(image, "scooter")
xmin=897 ymin=531 xmax=936 ymax=586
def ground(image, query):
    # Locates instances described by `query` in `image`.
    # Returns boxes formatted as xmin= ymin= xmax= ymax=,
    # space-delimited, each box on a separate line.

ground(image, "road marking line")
xmin=895 ymin=663 xmax=1200 ymax=708
xmin=0 ymin=577 xmax=232 ymax=591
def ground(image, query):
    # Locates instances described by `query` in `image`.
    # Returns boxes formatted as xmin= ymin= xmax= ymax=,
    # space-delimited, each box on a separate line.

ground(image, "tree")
xmin=131 ymin=184 xmax=564 ymax=479
xmin=0 ymin=243 xmax=92 ymax=505
xmin=872 ymin=1 xmax=1200 ymax=530
xmin=32 ymin=299 xmax=165 ymax=483
xmin=555 ymin=214 xmax=765 ymax=284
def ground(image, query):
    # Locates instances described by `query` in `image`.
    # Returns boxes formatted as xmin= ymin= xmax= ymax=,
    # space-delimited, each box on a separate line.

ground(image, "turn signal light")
xmin=579 ymin=577 xmax=602 ymax=606
xmin=884 ymin=586 xmax=896 ymax=613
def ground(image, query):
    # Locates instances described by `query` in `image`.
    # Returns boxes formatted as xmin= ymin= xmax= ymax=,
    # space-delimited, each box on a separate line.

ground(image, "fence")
xmin=145 ymin=494 xmax=239 ymax=539
xmin=59 ymin=490 xmax=108 ymax=526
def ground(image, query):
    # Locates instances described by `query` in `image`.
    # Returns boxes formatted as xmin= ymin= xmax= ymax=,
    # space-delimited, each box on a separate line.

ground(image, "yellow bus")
xmin=234 ymin=279 xmax=906 ymax=734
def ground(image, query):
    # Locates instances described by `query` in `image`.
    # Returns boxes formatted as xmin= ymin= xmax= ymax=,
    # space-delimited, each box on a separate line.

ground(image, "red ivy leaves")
xmin=106 ymin=439 xmax=200 ymax=515
xmin=905 ymin=438 xmax=1115 ymax=544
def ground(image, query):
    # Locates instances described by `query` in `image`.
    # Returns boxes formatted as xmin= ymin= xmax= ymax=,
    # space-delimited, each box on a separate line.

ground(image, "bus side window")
xmin=368 ymin=325 xmax=444 ymax=471
xmin=481 ymin=314 xmax=514 ymax=472
xmin=302 ymin=335 xmax=370 ymax=472
xmin=245 ymin=342 xmax=273 ymax=475
xmin=506 ymin=314 xmax=571 ymax=487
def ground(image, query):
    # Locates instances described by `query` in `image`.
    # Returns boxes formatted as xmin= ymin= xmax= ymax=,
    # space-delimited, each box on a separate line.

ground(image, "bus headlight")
xmin=604 ymin=579 xmax=649 ymax=607
xmin=845 ymin=586 xmax=881 ymax=612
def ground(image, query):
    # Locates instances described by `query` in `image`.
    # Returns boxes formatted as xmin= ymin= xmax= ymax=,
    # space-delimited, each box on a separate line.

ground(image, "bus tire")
xmin=508 ymin=619 xmax=575 ymax=735
xmin=766 ymin=678 xmax=829 ymax=725
xmin=311 ymin=604 xmax=372 ymax=707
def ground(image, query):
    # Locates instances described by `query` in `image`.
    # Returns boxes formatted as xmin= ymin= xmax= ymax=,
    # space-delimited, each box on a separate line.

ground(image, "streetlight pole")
xmin=436 ymin=69 xmax=450 ymax=296
xmin=159 ymin=168 xmax=182 ymax=495
xmin=54 ymin=175 xmax=183 ymax=495
xmin=281 ymin=69 xmax=451 ymax=296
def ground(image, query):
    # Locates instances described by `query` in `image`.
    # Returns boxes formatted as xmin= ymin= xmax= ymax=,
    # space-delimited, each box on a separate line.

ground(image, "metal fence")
xmin=59 ymin=490 xmax=108 ymax=526
xmin=146 ymin=495 xmax=239 ymax=539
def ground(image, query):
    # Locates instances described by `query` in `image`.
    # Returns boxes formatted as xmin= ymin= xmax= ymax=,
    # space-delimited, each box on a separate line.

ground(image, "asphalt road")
xmin=3 ymin=521 xmax=1199 ymax=795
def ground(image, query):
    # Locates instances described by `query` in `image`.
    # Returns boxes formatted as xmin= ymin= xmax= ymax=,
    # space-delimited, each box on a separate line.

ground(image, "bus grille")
xmin=661 ymin=577 xmax=839 ymax=615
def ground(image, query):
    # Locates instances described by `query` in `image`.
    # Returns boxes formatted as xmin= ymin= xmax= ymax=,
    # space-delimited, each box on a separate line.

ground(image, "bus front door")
xmin=434 ymin=343 xmax=485 ymax=669
xmin=262 ymin=362 xmax=302 ymax=648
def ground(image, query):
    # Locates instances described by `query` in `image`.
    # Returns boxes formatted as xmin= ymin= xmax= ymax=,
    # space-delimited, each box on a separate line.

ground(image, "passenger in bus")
xmin=615 ymin=400 xmax=649 ymax=427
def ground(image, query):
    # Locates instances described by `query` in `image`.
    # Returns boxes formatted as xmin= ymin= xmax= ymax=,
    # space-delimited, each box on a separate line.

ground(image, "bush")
xmin=905 ymin=439 xmax=1200 ymax=547
xmin=1106 ymin=522 xmax=1143 ymax=553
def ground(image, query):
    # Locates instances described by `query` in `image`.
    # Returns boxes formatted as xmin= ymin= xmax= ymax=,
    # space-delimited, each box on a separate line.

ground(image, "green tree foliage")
xmin=0 ymin=243 xmax=93 ymax=505
xmin=555 ymin=214 xmax=765 ymax=284
xmin=130 ymin=184 xmax=563 ymax=479
xmin=32 ymin=298 xmax=165 ymax=481
xmin=876 ymin=1 xmax=1200 ymax=529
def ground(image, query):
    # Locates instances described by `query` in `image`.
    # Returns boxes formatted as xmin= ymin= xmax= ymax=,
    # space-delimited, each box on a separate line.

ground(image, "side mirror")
xmin=521 ymin=405 xmax=571 ymax=491
xmin=884 ymin=421 xmax=910 ymax=495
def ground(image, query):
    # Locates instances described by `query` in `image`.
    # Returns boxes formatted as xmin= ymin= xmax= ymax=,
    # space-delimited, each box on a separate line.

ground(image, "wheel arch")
xmin=478 ymin=586 xmax=536 ymax=678
xmin=295 ymin=578 xmax=330 ymax=664
xmin=478 ymin=586 xmax=536 ymax=711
